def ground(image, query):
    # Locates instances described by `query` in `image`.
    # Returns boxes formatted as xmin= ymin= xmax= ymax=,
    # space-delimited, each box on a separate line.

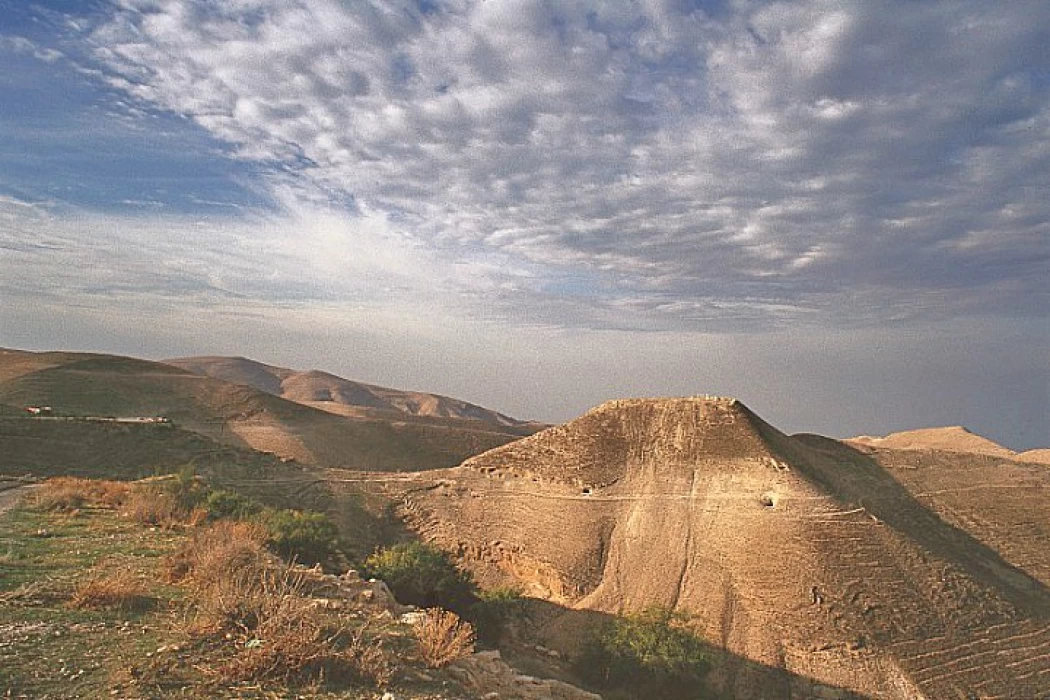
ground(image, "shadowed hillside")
xmin=0 ymin=418 xmax=330 ymax=511
xmin=380 ymin=397 xmax=1050 ymax=699
xmin=0 ymin=349 xmax=526 ymax=471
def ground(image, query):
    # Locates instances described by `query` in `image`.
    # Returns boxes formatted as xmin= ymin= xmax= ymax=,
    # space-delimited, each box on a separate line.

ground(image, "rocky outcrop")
xmin=448 ymin=650 xmax=601 ymax=700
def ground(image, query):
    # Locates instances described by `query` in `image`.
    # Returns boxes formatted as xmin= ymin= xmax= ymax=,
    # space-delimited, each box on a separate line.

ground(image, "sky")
xmin=0 ymin=0 xmax=1047 ymax=450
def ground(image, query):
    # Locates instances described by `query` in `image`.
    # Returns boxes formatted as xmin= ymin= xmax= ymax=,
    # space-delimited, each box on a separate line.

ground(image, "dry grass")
xmin=0 ymin=579 xmax=49 ymax=606
xmin=414 ymin=608 xmax=476 ymax=668
xmin=164 ymin=521 xmax=394 ymax=687
xmin=30 ymin=477 xmax=130 ymax=512
xmin=188 ymin=562 xmax=395 ymax=686
xmin=164 ymin=519 xmax=270 ymax=587
xmin=68 ymin=565 xmax=149 ymax=612
xmin=120 ymin=485 xmax=181 ymax=527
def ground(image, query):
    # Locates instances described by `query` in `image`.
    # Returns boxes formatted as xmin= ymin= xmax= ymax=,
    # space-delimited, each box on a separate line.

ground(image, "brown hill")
xmin=165 ymin=355 xmax=537 ymax=431
xmin=164 ymin=355 xmax=292 ymax=394
xmin=848 ymin=426 xmax=1016 ymax=458
xmin=388 ymin=397 xmax=1050 ymax=699
xmin=0 ymin=349 xmax=525 ymax=471
xmin=1017 ymin=448 xmax=1050 ymax=464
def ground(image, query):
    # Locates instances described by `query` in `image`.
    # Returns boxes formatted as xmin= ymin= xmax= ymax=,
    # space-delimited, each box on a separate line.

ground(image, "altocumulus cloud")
xmin=75 ymin=0 xmax=1049 ymax=330
xmin=1 ymin=0 xmax=1048 ymax=448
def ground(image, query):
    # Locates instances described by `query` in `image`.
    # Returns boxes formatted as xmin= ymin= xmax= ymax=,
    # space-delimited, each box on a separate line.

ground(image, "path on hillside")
xmin=0 ymin=485 xmax=34 ymax=516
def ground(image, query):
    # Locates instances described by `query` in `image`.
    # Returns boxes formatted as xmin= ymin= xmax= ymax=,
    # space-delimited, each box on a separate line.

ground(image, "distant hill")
xmin=383 ymin=396 xmax=1050 ymax=699
xmin=165 ymin=355 xmax=539 ymax=431
xmin=1017 ymin=448 xmax=1050 ymax=464
xmin=0 ymin=349 xmax=529 ymax=471
xmin=847 ymin=426 xmax=1017 ymax=458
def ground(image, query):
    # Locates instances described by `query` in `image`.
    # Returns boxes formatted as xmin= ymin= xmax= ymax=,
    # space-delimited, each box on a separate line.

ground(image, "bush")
xmin=164 ymin=520 xmax=270 ymax=588
xmin=203 ymin=489 xmax=261 ymax=520
xmin=364 ymin=542 xmax=476 ymax=612
xmin=187 ymin=561 xmax=395 ymax=687
xmin=258 ymin=509 xmax=340 ymax=566
xmin=157 ymin=463 xmax=207 ymax=512
xmin=575 ymin=607 xmax=712 ymax=698
xmin=121 ymin=486 xmax=181 ymax=528
xmin=414 ymin=608 xmax=476 ymax=668
xmin=470 ymin=586 xmax=527 ymax=644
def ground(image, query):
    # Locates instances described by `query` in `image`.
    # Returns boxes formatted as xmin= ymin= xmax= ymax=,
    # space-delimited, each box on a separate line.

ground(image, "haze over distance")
xmin=0 ymin=1 xmax=1046 ymax=450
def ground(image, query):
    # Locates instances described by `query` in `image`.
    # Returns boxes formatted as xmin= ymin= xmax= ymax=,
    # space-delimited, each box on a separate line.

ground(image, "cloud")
xmin=70 ymin=0 xmax=1049 ymax=331
xmin=0 ymin=35 xmax=65 ymax=63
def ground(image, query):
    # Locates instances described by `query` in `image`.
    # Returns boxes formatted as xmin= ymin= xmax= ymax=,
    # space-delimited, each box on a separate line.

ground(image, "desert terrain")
xmin=3 ymin=347 xmax=1049 ymax=698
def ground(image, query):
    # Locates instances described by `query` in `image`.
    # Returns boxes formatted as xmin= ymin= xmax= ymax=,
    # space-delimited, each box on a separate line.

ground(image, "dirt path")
xmin=0 ymin=485 xmax=34 ymax=517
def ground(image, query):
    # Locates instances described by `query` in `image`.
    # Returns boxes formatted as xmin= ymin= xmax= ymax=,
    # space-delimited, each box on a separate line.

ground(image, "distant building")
xmin=25 ymin=406 xmax=53 ymax=416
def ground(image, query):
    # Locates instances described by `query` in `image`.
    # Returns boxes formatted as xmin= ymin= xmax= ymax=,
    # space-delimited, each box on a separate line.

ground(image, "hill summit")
xmin=462 ymin=396 xmax=789 ymax=487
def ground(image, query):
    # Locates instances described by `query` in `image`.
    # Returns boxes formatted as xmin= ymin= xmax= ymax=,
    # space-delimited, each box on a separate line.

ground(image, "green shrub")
xmin=258 ymin=509 xmax=340 ymax=566
xmin=364 ymin=542 xmax=475 ymax=612
xmin=158 ymin=463 xmax=207 ymax=512
xmin=204 ymin=489 xmax=262 ymax=520
xmin=575 ymin=606 xmax=712 ymax=699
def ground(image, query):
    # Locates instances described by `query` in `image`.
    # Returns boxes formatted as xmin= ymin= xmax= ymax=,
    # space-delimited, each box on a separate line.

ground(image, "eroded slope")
xmin=396 ymin=397 xmax=1050 ymax=699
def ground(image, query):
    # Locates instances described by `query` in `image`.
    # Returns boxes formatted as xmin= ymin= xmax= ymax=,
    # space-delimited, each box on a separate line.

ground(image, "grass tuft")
xmin=414 ymin=608 xmax=476 ymax=669
xmin=164 ymin=519 xmax=269 ymax=587
xmin=68 ymin=565 xmax=150 ymax=612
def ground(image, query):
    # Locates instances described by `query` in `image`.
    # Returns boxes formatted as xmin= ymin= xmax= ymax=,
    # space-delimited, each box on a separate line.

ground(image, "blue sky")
xmin=0 ymin=0 xmax=1046 ymax=449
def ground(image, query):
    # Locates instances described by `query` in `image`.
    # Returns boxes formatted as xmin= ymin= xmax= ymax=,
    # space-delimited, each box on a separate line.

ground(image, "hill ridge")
xmin=0 ymin=348 xmax=532 ymax=472
xmin=165 ymin=354 xmax=533 ymax=430
xmin=848 ymin=425 xmax=1016 ymax=458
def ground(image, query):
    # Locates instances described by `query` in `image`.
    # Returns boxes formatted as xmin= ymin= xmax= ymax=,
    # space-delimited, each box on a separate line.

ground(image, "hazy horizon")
xmin=1 ymin=1 xmax=1047 ymax=450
